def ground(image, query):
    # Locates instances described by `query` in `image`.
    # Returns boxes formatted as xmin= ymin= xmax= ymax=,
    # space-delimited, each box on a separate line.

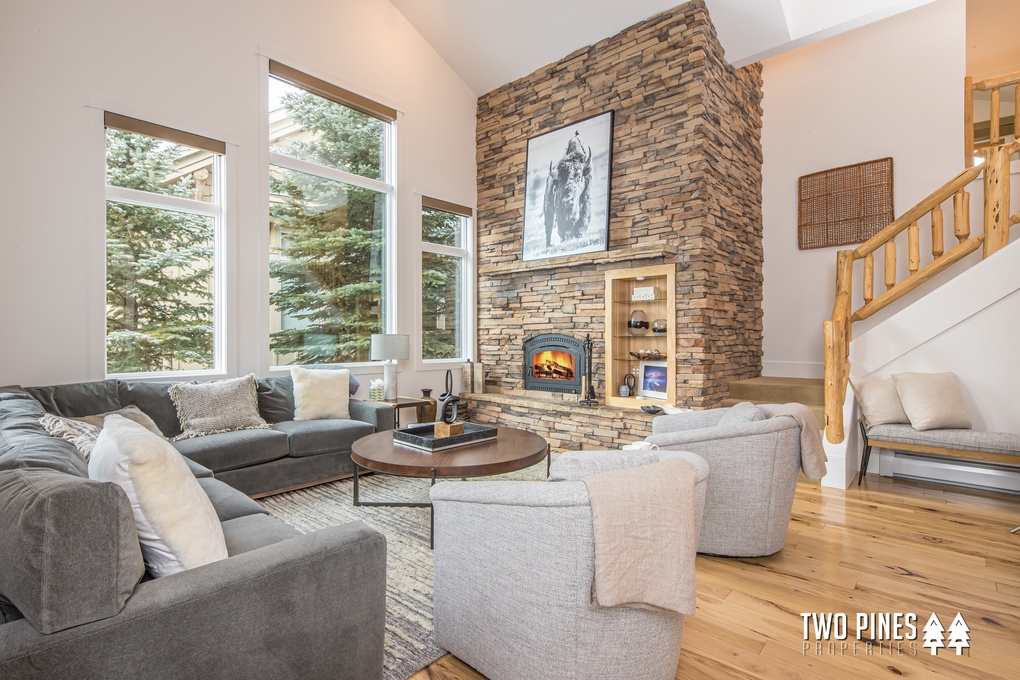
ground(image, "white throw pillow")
xmin=850 ymin=378 xmax=909 ymax=426
xmin=291 ymin=366 xmax=351 ymax=420
xmin=89 ymin=415 xmax=228 ymax=578
xmin=892 ymin=372 xmax=972 ymax=431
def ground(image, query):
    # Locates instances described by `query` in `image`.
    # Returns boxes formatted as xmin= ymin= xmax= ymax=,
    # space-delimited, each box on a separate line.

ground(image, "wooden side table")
xmin=376 ymin=396 xmax=431 ymax=428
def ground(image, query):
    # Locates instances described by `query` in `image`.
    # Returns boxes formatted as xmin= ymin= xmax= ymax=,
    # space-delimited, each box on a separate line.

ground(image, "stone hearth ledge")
xmin=463 ymin=391 xmax=660 ymax=450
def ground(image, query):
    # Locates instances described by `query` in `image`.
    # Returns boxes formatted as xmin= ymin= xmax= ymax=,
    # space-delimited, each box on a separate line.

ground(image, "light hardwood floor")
xmin=409 ymin=473 xmax=1020 ymax=679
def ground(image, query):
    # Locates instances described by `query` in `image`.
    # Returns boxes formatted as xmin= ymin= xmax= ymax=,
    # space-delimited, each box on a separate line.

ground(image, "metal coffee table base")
xmin=352 ymin=465 xmax=437 ymax=547
xmin=351 ymin=450 xmax=551 ymax=548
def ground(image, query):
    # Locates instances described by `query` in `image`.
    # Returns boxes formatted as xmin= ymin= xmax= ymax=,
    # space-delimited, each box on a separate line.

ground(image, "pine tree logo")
xmin=922 ymin=612 xmax=946 ymax=655
xmin=946 ymin=612 xmax=971 ymax=655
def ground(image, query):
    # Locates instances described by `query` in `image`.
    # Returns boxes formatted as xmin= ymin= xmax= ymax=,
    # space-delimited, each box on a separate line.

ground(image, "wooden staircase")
xmin=723 ymin=377 xmax=824 ymax=429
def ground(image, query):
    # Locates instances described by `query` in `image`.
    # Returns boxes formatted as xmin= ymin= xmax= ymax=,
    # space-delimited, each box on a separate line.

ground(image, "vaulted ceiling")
xmin=390 ymin=0 xmax=937 ymax=95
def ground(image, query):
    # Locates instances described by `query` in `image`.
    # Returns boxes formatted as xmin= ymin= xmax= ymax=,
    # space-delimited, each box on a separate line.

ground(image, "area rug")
xmin=257 ymin=456 xmax=554 ymax=680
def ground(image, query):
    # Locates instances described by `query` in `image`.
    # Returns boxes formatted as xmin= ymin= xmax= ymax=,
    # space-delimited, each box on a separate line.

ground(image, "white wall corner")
xmin=821 ymin=384 xmax=859 ymax=488
xmin=762 ymin=360 xmax=823 ymax=379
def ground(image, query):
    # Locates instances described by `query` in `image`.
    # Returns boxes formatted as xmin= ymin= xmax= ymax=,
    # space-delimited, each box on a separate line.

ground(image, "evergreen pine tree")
xmin=105 ymin=130 xmax=214 ymax=373
xmin=421 ymin=207 xmax=462 ymax=359
xmin=269 ymin=91 xmax=387 ymax=364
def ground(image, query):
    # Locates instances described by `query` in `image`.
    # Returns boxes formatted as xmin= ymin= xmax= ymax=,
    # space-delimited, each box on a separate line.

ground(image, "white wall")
xmin=0 ymin=0 xmax=477 ymax=403
xmin=760 ymin=0 xmax=966 ymax=379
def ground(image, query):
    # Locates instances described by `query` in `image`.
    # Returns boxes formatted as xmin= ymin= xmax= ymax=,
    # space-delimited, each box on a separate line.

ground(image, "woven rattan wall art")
xmin=798 ymin=157 xmax=894 ymax=250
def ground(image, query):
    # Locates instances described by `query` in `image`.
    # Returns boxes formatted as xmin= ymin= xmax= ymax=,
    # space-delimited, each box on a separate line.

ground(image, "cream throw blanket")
xmin=770 ymin=402 xmax=828 ymax=480
xmin=582 ymin=458 xmax=698 ymax=616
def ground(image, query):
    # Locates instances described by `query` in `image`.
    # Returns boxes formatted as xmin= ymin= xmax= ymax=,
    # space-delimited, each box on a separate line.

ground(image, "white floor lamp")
xmin=371 ymin=334 xmax=410 ymax=401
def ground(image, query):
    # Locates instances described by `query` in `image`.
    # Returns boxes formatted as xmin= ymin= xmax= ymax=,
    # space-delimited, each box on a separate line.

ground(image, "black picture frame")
xmin=521 ymin=111 xmax=614 ymax=262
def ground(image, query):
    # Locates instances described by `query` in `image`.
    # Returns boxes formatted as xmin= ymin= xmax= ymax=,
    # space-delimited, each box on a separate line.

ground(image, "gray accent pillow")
xmin=117 ymin=381 xmax=183 ymax=437
xmin=717 ymin=401 xmax=765 ymax=428
xmin=169 ymin=374 xmax=270 ymax=441
xmin=850 ymin=378 xmax=909 ymax=426
xmin=892 ymin=372 xmax=972 ymax=431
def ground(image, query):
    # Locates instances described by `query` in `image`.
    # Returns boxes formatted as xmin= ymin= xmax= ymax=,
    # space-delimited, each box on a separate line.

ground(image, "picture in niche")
xmin=638 ymin=360 xmax=668 ymax=400
xmin=521 ymin=111 xmax=613 ymax=262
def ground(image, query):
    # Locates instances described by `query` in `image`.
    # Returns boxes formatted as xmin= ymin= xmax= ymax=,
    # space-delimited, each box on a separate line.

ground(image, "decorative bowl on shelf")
xmin=641 ymin=405 xmax=664 ymax=415
xmin=628 ymin=350 xmax=666 ymax=360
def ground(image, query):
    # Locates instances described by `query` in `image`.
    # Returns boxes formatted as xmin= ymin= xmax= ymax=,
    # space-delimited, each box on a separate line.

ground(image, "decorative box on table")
xmin=393 ymin=422 xmax=497 ymax=452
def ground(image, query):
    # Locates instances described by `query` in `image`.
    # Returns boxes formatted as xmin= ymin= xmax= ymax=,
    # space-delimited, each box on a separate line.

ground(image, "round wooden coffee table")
xmin=350 ymin=426 xmax=550 ymax=547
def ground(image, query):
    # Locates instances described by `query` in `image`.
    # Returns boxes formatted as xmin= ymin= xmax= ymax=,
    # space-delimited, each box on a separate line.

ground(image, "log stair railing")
xmin=824 ymin=141 xmax=1020 ymax=444
xmin=965 ymin=69 xmax=1020 ymax=167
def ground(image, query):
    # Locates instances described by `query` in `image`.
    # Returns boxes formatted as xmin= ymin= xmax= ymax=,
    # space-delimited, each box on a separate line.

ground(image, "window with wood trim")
xmin=104 ymin=113 xmax=225 ymax=375
xmin=420 ymin=197 xmax=471 ymax=361
xmin=267 ymin=61 xmax=395 ymax=365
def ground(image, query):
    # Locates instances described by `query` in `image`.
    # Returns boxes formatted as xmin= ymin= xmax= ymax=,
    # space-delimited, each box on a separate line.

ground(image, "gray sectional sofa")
xmin=0 ymin=390 xmax=387 ymax=679
xmin=6 ymin=375 xmax=394 ymax=497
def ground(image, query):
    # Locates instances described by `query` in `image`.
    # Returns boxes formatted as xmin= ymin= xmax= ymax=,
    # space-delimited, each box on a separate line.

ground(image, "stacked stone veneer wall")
xmin=474 ymin=0 xmax=764 ymax=411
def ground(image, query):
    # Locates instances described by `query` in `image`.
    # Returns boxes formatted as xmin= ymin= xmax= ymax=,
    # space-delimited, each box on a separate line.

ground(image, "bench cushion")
xmin=867 ymin=423 xmax=1020 ymax=458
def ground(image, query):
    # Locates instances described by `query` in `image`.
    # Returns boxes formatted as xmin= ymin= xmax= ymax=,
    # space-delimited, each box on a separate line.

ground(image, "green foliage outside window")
xmin=421 ymin=208 xmax=463 ymax=360
xmin=269 ymin=89 xmax=387 ymax=364
xmin=105 ymin=130 xmax=215 ymax=374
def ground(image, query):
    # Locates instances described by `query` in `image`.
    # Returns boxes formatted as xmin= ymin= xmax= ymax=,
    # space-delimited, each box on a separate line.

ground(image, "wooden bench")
xmin=858 ymin=418 xmax=1020 ymax=485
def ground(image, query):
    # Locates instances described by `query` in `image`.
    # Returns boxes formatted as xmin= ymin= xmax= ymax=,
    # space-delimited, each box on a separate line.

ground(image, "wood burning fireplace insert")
xmin=523 ymin=333 xmax=591 ymax=396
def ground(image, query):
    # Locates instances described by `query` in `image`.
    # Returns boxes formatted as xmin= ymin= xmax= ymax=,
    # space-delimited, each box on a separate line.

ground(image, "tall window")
xmin=421 ymin=197 xmax=471 ymax=361
xmin=104 ymin=113 xmax=225 ymax=375
xmin=268 ymin=61 xmax=396 ymax=365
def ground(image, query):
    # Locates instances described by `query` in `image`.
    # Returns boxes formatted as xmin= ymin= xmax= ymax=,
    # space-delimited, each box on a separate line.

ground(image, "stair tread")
xmin=724 ymin=376 xmax=825 ymax=430
xmin=728 ymin=376 xmax=824 ymax=405
xmin=731 ymin=377 xmax=824 ymax=387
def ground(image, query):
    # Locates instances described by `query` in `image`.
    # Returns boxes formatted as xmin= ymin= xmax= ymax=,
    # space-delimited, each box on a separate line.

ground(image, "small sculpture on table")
xmin=436 ymin=369 xmax=464 ymax=437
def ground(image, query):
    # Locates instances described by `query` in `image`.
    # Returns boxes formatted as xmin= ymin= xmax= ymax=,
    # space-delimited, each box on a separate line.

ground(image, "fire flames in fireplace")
xmin=531 ymin=350 xmax=576 ymax=381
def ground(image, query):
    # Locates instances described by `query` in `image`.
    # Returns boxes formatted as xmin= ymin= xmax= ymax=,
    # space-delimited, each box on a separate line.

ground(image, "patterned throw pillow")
xmin=39 ymin=405 xmax=164 ymax=460
xmin=169 ymin=374 xmax=270 ymax=441
xmin=40 ymin=415 xmax=101 ymax=459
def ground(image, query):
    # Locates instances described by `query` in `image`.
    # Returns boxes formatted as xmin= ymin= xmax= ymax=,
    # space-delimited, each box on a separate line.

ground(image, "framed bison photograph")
xmin=521 ymin=111 xmax=613 ymax=262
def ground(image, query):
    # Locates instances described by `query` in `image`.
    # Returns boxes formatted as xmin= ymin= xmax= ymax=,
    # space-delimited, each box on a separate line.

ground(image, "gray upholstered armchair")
xmin=647 ymin=404 xmax=805 ymax=557
xmin=430 ymin=450 xmax=709 ymax=680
